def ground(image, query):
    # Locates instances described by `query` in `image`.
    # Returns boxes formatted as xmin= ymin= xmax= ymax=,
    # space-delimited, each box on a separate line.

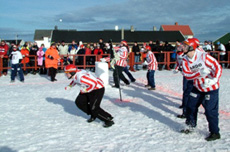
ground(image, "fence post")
xmin=129 ymin=52 xmax=135 ymax=71
xmin=228 ymin=52 xmax=230 ymax=68
xmin=0 ymin=57 xmax=2 ymax=77
xmin=83 ymin=55 xmax=86 ymax=69
xmin=166 ymin=52 xmax=171 ymax=70
xmin=34 ymin=55 xmax=38 ymax=71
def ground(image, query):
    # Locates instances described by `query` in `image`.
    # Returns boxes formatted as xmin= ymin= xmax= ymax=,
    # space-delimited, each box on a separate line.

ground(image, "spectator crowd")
xmin=0 ymin=38 xmax=230 ymax=81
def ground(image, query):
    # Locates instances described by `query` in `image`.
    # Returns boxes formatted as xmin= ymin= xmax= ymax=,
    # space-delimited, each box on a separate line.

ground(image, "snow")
xmin=0 ymin=69 xmax=230 ymax=152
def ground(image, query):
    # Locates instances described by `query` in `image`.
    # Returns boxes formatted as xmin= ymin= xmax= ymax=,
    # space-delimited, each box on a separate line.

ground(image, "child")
xmin=144 ymin=45 xmax=158 ymax=90
xmin=37 ymin=46 xmax=45 ymax=73
xmin=9 ymin=45 xmax=24 ymax=82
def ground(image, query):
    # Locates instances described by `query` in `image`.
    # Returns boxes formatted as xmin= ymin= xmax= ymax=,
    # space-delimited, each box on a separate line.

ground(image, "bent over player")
xmin=64 ymin=64 xmax=114 ymax=127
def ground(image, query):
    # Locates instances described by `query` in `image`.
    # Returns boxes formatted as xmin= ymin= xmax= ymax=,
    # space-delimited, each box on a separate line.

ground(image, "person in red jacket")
xmin=93 ymin=44 xmax=103 ymax=55
xmin=0 ymin=40 xmax=9 ymax=75
xmin=85 ymin=43 xmax=92 ymax=65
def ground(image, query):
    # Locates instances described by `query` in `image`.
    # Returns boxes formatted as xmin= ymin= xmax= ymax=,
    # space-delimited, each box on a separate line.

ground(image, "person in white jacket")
xmin=216 ymin=41 xmax=226 ymax=68
xmin=9 ymin=45 xmax=24 ymax=82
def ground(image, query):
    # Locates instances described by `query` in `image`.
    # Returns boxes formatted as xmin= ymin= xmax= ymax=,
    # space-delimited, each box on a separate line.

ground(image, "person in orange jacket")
xmin=45 ymin=43 xmax=60 ymax=82
xmin=20 ymin=45 xmax=30 ymax=75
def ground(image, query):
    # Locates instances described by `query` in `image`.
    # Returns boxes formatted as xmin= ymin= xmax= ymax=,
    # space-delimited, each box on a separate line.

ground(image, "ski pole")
xmin=115 ymin=65 xmax=122 ymax=101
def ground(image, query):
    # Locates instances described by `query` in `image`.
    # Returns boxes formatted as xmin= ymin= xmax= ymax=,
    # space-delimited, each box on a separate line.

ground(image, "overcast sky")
xmin=0 ymin=0 xmax=229 ymax=42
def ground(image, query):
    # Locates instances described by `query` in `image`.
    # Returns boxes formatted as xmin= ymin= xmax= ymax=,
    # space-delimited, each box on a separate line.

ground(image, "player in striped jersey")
xmin=144 ymin=45 xmax=158 ymax=90
xmin=64 ymin=64 xmax=114 ymax=128
xmin=181 ymin=38 xmax=222 ymax=141
xmin=173 ymin=44 xmax=193 ymax=119
xmin=112 ymin=40 xmax=130 ymax=88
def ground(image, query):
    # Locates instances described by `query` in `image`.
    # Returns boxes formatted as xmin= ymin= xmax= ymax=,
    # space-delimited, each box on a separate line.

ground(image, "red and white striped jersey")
xmin=69 ymin=69 xmax=104 ymax=93
xmin=146 ymin=51 xmax=158 ymax=70
xmin=116 ymin=46 xmax=128 ymax=67
xmin=182 ymin=49 xmax=222 ymax=92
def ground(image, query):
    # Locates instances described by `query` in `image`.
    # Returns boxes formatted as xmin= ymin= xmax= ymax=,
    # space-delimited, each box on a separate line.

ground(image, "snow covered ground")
xmin=0 ymin=69 xmax=230 ymax=152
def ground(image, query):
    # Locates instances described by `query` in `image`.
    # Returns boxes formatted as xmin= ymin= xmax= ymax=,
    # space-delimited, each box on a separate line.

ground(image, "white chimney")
xmin=115 ymin=25 xmax=119 ymax=31
xmin=131 ymin=25 xmax=134 ymax=32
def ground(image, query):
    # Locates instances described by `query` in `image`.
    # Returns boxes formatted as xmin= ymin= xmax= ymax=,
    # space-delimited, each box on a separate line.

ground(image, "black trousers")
xmin=49 ymin=67 xmax=57 ymax=81
xmin=113 ymin=65 xmax=129 ymax=87
xmin=75 ymin=88 xmax=112 ymax=122
xmin=2 ymin=58 xmax=8 ymax=73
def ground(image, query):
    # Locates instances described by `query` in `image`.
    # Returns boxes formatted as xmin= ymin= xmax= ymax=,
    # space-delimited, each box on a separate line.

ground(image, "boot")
xmin=205 ymin=133 xmax=220 ymax=141
xmin=177 ymin=114 xmax=186 ymax=119
xmin=103 ymin=120 xmax=114 ymax=128
xmin=87 ymin=116 xmax=96 ymax=123
xmin=148 ymin=87 xmax=156 ymax=90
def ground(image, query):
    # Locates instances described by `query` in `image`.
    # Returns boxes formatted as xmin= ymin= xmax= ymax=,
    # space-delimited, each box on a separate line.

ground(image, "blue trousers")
xmin=123 ymin=66 xmax=135 ymax=82
xmin=147 ymin=70 xmax=155 ymax=88
xmin=186 ymin=87 xmax=219 ymax=134
xmin=182 ymin=77 xmax=193 ymax=115
xmin=11 ymin=64 xmax=24 ymax=81
xmin=134 ymin=55 xmax=140 ymax=70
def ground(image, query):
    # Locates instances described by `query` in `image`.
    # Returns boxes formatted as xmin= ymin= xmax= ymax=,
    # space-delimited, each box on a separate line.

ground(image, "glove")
xmin=173 ymin=69 xmax=179 ymax=74
xmin=110 ymin=58 xmax=116 ymax=69
xmin=200 ymin=68 xmax=211 ymax=77
xmin=100 ymin=58 xmax=106 ymax=62
xmin=142 ymin=60 xmax=148 ymax=65
xmin=80 ymin=85 xmax=88 ymax=93
xmin=48 ymin=55 xmax=54 ymax=60
xmin=204 ymin=78 xmax=217 ymax=88
xmin=65 ymin=85 xmax=72 ymax=90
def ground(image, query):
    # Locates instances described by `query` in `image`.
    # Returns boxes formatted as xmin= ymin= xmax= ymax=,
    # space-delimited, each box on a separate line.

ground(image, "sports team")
xmin=4 ymin=38 xmax=223 ymax=141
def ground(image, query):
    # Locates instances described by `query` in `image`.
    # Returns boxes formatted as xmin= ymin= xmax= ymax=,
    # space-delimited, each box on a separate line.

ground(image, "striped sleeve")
xmin=204 ymin=54 xmax=222 ymax=81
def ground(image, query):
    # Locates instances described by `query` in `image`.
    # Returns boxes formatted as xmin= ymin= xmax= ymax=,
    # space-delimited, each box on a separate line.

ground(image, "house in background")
xmin=160 ymin=22 xmax=194 ymax=39
xmin=34 ymin=26 xmax=185 ymax=47
xmin=213 ymin=32 xmax=230 ymax=45
xmin=33 ymin=30 xmax=52 ymax=47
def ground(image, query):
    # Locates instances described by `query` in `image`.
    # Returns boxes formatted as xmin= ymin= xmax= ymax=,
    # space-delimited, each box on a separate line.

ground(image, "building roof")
xmin=5 ymin=39 xmax=23 ymax=45
xmin=214 ymin=33 xmax=230 ymax=45
xmin=34 ymin=30 xmax=52 ymax=40
xmin=50 ymin=30 xmax=184 ymax=43
xmin=161 ymin=22 xmax=194 ymax=36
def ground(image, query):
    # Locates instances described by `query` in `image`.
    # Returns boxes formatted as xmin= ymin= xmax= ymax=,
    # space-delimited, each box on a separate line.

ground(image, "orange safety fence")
xmin=0 ymin=54 xmax=110 ymax=77
xmin=0 ymin=51 xmax=230 ymax=76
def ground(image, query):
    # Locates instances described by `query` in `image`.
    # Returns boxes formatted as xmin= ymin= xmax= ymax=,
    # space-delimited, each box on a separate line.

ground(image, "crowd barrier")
xmin=0 ymin=51 xmax=229 ymax=77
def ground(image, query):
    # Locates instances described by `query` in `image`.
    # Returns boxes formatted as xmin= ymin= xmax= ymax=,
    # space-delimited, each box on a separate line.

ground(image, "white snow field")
xmin=0 ymin=69 xmax=230 ymax=152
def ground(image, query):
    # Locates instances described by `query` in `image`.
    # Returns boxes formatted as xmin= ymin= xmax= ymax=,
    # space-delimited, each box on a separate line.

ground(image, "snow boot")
xmin=177 ymin=114 xmax=186 ymax=119
xmin=103 ymin=120 xmax=114 ymax=128
xmin=148 ymin=87 xmax=156 ymax=90
xmin=181 ymin=126 xmax=195 ymax=134
xmin=87 ymin=116 xmax=96 ymax=123
xmin=144 ymin=85 xmax=150 ymax=88
xmin=205 ymin=133 xmax=221 ymax=141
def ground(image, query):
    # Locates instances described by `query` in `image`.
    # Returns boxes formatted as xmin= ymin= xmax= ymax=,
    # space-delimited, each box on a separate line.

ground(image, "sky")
xmin=0 ymin=0 xmax=230 ymax=42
